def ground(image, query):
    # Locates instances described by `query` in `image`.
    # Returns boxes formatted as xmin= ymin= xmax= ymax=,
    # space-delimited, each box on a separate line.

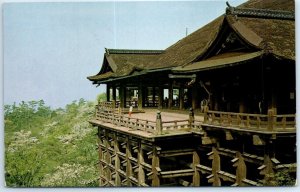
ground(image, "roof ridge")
xmin=226 ymin=2 xmax=294 ymax=20
xmin=105 ymin=48 xmax=164 ymax=55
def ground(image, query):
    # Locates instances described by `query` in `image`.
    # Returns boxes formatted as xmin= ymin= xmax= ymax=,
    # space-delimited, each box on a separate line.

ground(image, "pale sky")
xmin=3 ymin=0 xmax=247 ymax=108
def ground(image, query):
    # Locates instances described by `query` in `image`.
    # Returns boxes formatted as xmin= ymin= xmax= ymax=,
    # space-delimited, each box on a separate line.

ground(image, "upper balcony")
xmin=89 ymin=101 xmax=296 ymax=141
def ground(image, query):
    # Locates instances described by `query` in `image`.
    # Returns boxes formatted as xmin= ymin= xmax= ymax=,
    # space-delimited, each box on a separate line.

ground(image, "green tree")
xmin=5 ymin=99 xmax=99 ymax=187
xmin=97 ymin=93 xmax=106 ymax=102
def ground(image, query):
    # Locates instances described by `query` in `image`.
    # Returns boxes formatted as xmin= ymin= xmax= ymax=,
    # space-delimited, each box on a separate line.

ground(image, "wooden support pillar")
xmin=138 ymin=83 xmax=143 ymax=110
xmin=152 ymin=87 xmax=156 ymax=107
xmin=168 ymin=81 xmax=173 ymax=108
xmin=119 ymin=84 xmax=126 ymax=108
xmin=203 ymin=106 xmax=209 ymax=123
xmin=267 ymin=109 xmax=275 ymax=131
xmin=232 ymin=151 xmax=246 ymax=186
xmin=210 ymin=81 xmax=219 ymax=111
xmin=192 ymin=85 xmax=198 ymax=110
xmin=259 ymin=155 xmax=277 ymax=186
xmin=113 ymin=133 xmax=121 ymax=186
xmin=98 ymin=128 xmax=104 ymax=186
xmin=158 ymin=86 xmax=163 ymax=109
xmin=239 ymin=100 xmax=245 ymax=113
xmin=106 ymin=84 xmax=111 ymax=102
xmin=189 ymin=108 xmax=194 ymax=129
xmin=179 ymin=84 xmax=184 ymax=110
xmin=192 ymin=151 xmax=200 ymax=186
xmin=151 ymin=146 xmax=160 ymax=186
xmin=207 ymin=147 xmax=221 ymax=186
xmin=125 ymin=137 xmax=133 ymax=186
xmin=156 ymin=111 xmax=163 ymax=135
xmin=138 ymin=142 xmax=145 ymax=186
xmin=112 ymin=86 xmax=116 ymax=101
xmin=104 ymin=130 xmax=112 ymax=182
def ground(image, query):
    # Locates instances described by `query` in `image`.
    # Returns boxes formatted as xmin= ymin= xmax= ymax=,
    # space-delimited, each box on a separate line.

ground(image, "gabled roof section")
xmin=238 ymin=0 xmax=294 ymax=11
xmin=148 ymin=16 xmax=225 ymax=69
xmin=106 ymin=49 xmax=164 ymax=54
xmin=226 ymin=0 xmax=295 ymax=60
xmin=226 ymin=2 xmax=294 ymax=20
xmin=172 ymin=0 xmax=295 ymax=72
xmin=88 ymin=0 xmax=295 ymax=84
xmin=173 ymin=51 xmax=263 ymax=73
xmin=148 ymin=0 xmax=294 ymax=69
xmin=87 ymin=48 xmax=164 ymax=82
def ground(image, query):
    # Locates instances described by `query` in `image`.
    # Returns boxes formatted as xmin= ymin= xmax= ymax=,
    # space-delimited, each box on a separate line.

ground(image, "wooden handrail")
xmin=95 ymin=106 xmax=196 ymax=135
xmin=95 ymin=104 xmax=296 ymax=134
xmin=204 ymin=110 xmax=296 ymax=132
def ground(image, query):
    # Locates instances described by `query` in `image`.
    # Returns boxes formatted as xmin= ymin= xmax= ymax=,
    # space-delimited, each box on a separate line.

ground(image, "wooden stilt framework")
xmin=96 ymin=125 xmax=295 ymax=187
xmin=93 ymin=104 xmax=296 ymax=187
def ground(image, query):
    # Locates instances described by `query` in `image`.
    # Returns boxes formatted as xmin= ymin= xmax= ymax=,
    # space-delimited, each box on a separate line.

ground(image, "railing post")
xmin=156 ymin=111 xmax=163 ymax=135
xmin=207 ymin=147 xmax=221 ymax=186
xmin=204 ymin=106 xmax=209 ymax=123
xmin=246 ymin=115 xmax=250 ymax=127
xmin=192 ymin=151 xmax=200 ymax=186
xmin=112 ymin=100 xmax=116 ymax=110
xmin=189 ymin=108 xmax=195 ymax=129
xmin=232 ymin=151 xmax=246 ymax=186
xmin=268 ymin=109 xmax=275 ymax=131
xmin=282 ymin=117 xmax=286 ymax=129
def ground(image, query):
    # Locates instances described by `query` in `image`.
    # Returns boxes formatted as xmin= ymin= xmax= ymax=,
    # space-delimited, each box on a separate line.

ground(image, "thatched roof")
xmin=88 ymin=0 xmax=294 ymax=83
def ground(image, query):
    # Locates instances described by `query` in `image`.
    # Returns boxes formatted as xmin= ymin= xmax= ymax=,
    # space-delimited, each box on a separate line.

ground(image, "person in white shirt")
xmin=129 ymin=104 xmax=133 ymax=117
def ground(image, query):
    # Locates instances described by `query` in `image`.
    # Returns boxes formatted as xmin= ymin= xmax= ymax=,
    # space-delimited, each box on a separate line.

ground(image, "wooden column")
xmin=156 ymin=111 xmax=163 ymax=135
xmin=104 ymin=130 xmax=112 ymax=182
xmin=168 ymin=81 xmax=173 ymax=108
xmin=152 ymin=87 xmax=156 ymax=107
xmin=158 ymin=86 xmax=163 ymax=109
xmin=151 ymin=146 xmax=160 ymax=186
xmin=259 ymin=155 xmax=276 ymax=186
xmin=112 ymin=86 xmax=117 ymax=101
xmin=98 ymin=128 xmax=104 ymax=186
xmin=267 ymin=109 xmax=275 ymax=131
xmin=119 ymin=84 xmax=126 ymax=108
xmin=189 ymin=108 xmax=194 ymax=130
xmin=106 ymin=84 xmax=111 ymax=102
xmin=179 ymin=84 xmax=184 ymax=110
xmin=203 ymin=106 xmax=209 ymax=123
xmin=113 ymin=133 xmax=121 ymax=186
xmin=126 ymin=137 xmax=133 ymax=186
xmin=192 ymin=151 xmax=200 ymax=186
xmin=138 ymin=142 xmax=145 ymax=186
xmin=208 ymin=147 xmax=221 ymax=186
xmin=239 ymin=100 xmax=245 ymax=113
xmin=232 ymin=151 xmax=246 ymax=186
xmin=271 ymin=93 xmax=277 ymax=114
xmin=144 ymin=87 xmax=148 ymax=107
xmin=192 ymin=84 xmax=198 ymax=110
xmin=210 ymin=81 xmax=218 ymax=111
xmin=138 ymin=83 xmax=143 ymax=110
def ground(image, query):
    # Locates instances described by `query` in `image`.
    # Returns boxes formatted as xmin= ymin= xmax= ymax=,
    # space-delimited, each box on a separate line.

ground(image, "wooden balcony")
xmin=89 ymin=102 xmax=296 ymax=139
xmin=91 ymin=102 xmax=296 ymax=187
xmin=203 ymin=110 xmax=296 ymax=134
xmin=90 ymin=106 xmax=202 ymax=139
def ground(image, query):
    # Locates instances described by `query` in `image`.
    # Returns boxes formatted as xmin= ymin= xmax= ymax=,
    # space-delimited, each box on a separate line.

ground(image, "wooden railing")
xmin=204 ymin=110 xmax=296 ymax=132
xmin=95 ymin=105 xmax=196 ymax=135
xmin=98 ymin=101 xmax=117 ymax=109
xmin=96 ymin=109 xmax=157 ymax=134
xmin=96 ymin=102 xmax=296 ymax=135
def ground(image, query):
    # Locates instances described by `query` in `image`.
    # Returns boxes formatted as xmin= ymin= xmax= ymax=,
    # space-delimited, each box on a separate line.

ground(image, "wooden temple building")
xmin=87 ymin=0 xmax=296 ymax=187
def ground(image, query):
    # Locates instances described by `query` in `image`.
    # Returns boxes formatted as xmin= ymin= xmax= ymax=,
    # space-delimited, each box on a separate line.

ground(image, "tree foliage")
xmin=97 ymin=93 xmax=106 ymax=102
xmin=4 ymin=99 xmax=98 ymax=187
